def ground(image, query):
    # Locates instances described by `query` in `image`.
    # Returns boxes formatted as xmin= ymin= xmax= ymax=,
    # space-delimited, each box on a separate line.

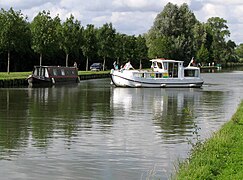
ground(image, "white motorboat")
xmin=110 ymin=58 xmax=204 ymax=88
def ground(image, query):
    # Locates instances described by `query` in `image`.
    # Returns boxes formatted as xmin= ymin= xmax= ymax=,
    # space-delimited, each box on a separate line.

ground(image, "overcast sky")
xmin=1 ymin=0 xmax=243 ymax=44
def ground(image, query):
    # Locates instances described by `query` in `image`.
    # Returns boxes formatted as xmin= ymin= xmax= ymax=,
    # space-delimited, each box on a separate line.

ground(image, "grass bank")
xmin=174 ymin=101 xmax=243 ymax=179
xmin=0 ymin=70 xmax=110 ymax=80
xmin=0 ymin=72 xmax=31 ymax=80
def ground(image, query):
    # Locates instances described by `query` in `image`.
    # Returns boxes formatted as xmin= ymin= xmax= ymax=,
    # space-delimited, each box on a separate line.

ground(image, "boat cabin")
xmin=33 ymin=66 xmax=78 ymax=78
xmin=150 ymin=59 xmax=200 ymax=79
xmin=28 ymin=66 xmax=79 ymax=86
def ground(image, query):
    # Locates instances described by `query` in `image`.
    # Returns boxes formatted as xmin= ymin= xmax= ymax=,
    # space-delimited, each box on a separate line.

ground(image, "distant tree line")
xmin=0 ymin=8 xmax=148 ymax=72
xmin=146 ymin=2 xmax=241 ymax=66
xmin=0 ymin=3 xmax=242 ymax=72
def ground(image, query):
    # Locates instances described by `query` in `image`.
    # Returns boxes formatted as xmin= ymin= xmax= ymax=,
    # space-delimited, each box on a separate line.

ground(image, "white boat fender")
xmin=135 ymin=83 xmax=142 ymax=87
xmin=52 ymin=78 xmax=55 ymax=84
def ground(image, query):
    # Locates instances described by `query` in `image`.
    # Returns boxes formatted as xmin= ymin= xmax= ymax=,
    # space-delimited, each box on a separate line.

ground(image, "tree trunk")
xmin=7 ymin=50 xmax=10 ymax=74
xmin=86 ymin=57 xmax=89 ymax=71
xmin=66 ymin=53 xmax=69 ymax=67
xmin=103 ymin=56 xmax=106 ymax=71
xmin=40 ymin=53 xmax=43 ymax=66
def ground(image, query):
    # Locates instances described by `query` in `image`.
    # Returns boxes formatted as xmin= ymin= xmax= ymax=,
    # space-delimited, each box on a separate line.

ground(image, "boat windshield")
xmin=152 ymin=61 xmax=164 ymax=71
xmin=33 ymin=67 xmax=49 ymax=78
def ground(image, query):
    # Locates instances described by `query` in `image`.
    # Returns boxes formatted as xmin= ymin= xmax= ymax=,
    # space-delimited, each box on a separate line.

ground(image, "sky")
xmin=0 ymin=0 xmax=243 ymax=44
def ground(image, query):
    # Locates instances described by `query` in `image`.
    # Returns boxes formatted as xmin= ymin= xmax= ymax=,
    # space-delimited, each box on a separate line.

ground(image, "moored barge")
xmin=27 ymin=66 xmax=80 ymax=87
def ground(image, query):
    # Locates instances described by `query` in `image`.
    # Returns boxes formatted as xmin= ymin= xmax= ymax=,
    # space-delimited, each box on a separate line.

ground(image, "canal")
xmin=0 ymin=70 xmax=243 ymax=179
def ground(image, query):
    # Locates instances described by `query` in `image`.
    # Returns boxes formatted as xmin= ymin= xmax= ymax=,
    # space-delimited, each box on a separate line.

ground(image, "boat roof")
xmin=34 ymin=65 xmax=76 ymax=69
xmin=150 ymin=58 xmax=184 ymax=63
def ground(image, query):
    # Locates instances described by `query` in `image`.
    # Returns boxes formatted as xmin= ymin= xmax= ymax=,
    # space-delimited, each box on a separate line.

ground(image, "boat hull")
xmin=111 ymin=70 xmax=203 ymax=88
xmin=27 ymin=66 xmax=80 ymax=87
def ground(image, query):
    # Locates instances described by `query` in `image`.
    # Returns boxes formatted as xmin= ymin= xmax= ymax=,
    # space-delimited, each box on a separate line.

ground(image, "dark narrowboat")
xmin=27 ymin=66 xmax=80 ymax=87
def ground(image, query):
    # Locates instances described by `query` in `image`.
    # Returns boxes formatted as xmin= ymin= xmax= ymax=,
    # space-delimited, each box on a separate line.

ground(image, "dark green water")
xmin=0 ymin=70 xmax=243 ymax=179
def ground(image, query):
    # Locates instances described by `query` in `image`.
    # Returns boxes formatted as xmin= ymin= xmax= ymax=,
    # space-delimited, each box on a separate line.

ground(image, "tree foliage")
xmin=206 ymin=17 xmax=230 ymax=64
xmin=30 ymin=10 xmax=60 ymax=66
xmin=0 ymin=8 xmax=30 ymax=73
xmin=235 ymin=44 xmax=243 ymax=61
xmin=82 ymin=24 xmax=98 ymax=71
xmin=146 ymin=3 xmax=197 ymax=63
xmin=0 ymin=5 xmax=240 ymax=72
xmin=58 ymin=14 xmax=83 ymax=67
xmin=97 ymin=23 xmax=116 ymax=70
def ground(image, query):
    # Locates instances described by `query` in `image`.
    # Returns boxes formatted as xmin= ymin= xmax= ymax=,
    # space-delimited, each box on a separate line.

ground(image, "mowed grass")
xmin=0 ymin=72 xmax=31 ymax=80
xmin=0 ymin=70 xmax=110 ymax=80
xmin=174 ymin=101 xmax=243 ymax=179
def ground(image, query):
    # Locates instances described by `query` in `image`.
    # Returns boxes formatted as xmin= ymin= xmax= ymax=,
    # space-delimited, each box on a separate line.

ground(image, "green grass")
xmin=174 ymin=101 xmax=243 ymax=180
xmin=0 ymin=70 xmax=110 ymax=80
xmin=0 ymin=72 xmax=31 ymax=80
xmin=78 ymin=70 xmax=110 ymax=75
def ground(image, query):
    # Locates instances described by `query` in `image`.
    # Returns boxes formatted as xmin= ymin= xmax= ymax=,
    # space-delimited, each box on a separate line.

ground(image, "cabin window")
xmin=34 ymin=68 xmax=39 ymax=76
xmin=45 ymin=68 xmax=49 ymax=77
xmin=167 ymin=62 xmax=178 ymax=78
xmin=53 ymin=69 xmax=57 ymax=76
xmin=56 ymin=69 xmax=61 ymax=76
xmin=61 ymin=69 xmax=65 ymax=76
xmin=158 ymin=62 xmax=162 ymax=69
xmin=163 ymin=62 xmax=168 ymax=70
xmin=152 ymin=61 xmax=157 ymax=68
xmin=40 ymin=68 xmax=45 ymax=77
xmin=184 ymin=69 xmax=199 ymax=77
xmin=66 ymin=69 xmax=70 ymax=76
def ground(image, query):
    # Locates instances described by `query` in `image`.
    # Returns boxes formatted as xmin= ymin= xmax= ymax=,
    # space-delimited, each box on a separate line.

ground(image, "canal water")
xmin=0 ymin=70 xmax=243 ymax=180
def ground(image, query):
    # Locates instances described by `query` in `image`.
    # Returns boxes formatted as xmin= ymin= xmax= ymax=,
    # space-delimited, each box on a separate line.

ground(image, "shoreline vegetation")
xmin=174 ymin=101 xmax=243 ymax=179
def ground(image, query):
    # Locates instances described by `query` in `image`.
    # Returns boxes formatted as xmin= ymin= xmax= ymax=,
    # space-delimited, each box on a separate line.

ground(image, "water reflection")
xmin=0 ymin=71 xmax=243 ymax=179
xmin=111 ymin=87 xmax=225 ymax=143
xmin=0 ymin=89 xmax=29 ymax=157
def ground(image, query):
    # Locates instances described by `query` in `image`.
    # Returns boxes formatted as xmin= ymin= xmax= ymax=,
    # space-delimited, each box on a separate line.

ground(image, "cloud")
xmin=0 ymin=0 xmax=59 ymax=10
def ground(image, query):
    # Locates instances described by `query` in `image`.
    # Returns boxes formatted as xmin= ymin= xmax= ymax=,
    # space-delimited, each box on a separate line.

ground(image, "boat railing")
xmin=133 ymin=71 xmax=169 ymax=78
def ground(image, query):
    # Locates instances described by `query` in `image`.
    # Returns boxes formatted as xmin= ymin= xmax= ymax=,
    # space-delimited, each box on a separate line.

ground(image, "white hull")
xmin=111 ymin=70 xmax=203 ymax=88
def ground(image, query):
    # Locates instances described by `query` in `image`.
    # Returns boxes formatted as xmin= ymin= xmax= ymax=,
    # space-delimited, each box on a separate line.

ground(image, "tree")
xmin=0 ymin=8 xmax=30 ymax=73
xmin=82 ymin=24 xmax=97 ymax=71
xmin=135 ymin=35 xmax=148 ymax=69
xmin=123 ymin=35 xmax=136 ymax=64
xmin=235 ymin=44 xmax=243 ymax=61
xmin=206 ymin=17 xmax=230 ymax=64
xmin=196 ymin=44 xmax=209 ymax=65
xmin=97 ymin=23 xmax=116 ymax=70
xmin=58 ymin=14 xmax=83 ymax=67
xmin=224 ymin=40 xmax=237 ymax=63
xmin=146 ymin=3 xmax=198 ymax=63
xmin=113 ymin=33 xmax=125 ymax=66
xmin=30 ymin=10 xmax=60 ymax=66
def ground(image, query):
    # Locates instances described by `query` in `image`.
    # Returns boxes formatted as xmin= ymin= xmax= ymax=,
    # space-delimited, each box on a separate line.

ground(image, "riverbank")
xmin=0 ymin=71 xmax=110 ymax=87
xmin=174 ymin=101 xmax=243 ymax=179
